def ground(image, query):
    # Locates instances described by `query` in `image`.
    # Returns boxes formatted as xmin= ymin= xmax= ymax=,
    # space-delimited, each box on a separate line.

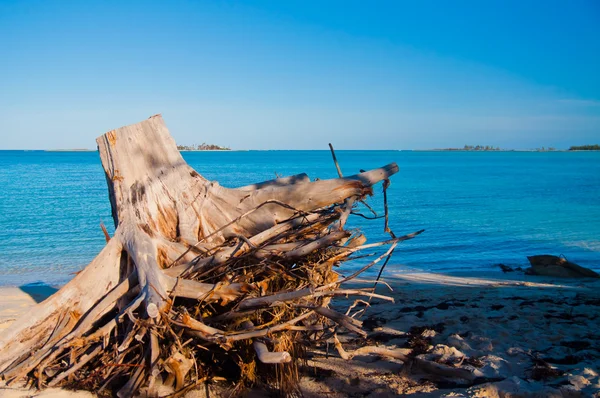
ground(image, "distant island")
xmin=460 ymin=145 xmax=560 ymax=151
xmin=461 ymin=145 xmax=501 ymax=151
xmin=429 ymin=145 xmax=561 ymax=152
xmin=176 ymin=143 xmax=231 ymax=151
xmin=427 ymin=144 xmax=600 ymax=152
xmin=569 ymin=144 xmax=600 ymax=151
xmin=430 ymin=145 xmax=506 ymax=151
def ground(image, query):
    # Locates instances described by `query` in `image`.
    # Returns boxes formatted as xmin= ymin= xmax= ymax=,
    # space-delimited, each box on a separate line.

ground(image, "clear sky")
xmin=0 ymin=0 xmax=599 ymax=150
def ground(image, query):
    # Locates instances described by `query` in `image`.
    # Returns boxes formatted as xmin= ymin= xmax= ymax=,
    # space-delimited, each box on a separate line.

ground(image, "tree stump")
xmin=0 ymin=115 xmax=413 ymax=396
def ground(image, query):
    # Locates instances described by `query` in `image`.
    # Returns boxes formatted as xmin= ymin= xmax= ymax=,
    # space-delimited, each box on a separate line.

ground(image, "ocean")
xmin=0 ymin=150 xmax=599 ymax=286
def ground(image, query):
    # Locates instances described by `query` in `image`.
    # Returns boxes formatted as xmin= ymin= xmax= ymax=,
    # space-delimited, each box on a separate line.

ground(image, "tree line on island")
xmin=178 ymin=143 xmax=598 ymax=151
xmin=446 ymin=144 xmax=600 ymax=151
xmin=569 ymin=144 xmax=600 ymax=151
xmin=176 ymin=142 xmax=231 ymax=151
xmin=462 ymin=145 xmax=501 ymax=151
xmin=461 ymin=145 xmax=559 ymax=151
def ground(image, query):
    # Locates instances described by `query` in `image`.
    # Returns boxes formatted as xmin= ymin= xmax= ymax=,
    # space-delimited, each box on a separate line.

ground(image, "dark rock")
xmin=497 ymin=264 xmax=514 ymax=273
xmin=527 ymin=255 xmax=600 ymax=278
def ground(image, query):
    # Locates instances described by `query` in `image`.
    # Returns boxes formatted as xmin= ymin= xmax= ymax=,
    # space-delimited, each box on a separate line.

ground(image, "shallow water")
xmin=0 ymin=150 xmax=599 ymax=286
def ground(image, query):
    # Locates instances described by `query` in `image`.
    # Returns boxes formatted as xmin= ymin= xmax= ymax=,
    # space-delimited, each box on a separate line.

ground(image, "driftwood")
xmin=0 ymin=114 xmax=429 ymax=396
xmin=333 ymin=335 xmax=480 ymax=382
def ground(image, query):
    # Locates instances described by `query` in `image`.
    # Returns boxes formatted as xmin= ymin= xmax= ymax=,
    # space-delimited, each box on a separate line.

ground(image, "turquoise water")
xmin=0 ymin=150 xmax=599 ymax=286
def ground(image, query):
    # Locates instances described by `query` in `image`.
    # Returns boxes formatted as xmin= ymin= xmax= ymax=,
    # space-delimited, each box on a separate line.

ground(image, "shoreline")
xmin=3 ymin=267 xmax=600 ymax=291
xmin=2 ymin=149 xmax=600 ymax=153
xmin=2 ymin=271 xmax=599 ymax=396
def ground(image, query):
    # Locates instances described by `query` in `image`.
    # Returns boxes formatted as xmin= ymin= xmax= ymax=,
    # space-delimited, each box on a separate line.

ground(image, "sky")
xmin=0 ymin=0 xmax=599 ymax=150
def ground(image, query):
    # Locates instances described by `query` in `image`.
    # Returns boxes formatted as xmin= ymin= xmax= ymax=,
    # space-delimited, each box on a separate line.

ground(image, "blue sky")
xmin=0 ymin=0 xmax=598 ymax=149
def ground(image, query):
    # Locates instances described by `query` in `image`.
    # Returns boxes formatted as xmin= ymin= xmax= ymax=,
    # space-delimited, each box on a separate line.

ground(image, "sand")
xmin=1 ymin=271 xmax=599 ymax=397
xmin=0 ymin=286 xmax=59 ymax=332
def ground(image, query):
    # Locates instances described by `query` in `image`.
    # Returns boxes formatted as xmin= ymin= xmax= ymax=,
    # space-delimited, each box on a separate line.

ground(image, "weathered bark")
xmin=0 ymin=114 xmax=406 ymax=394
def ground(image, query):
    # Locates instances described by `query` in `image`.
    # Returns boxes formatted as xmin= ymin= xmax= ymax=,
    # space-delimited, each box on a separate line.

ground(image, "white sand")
xmin=300 ymin=271 xmax=600 ymax=397
xmin=1 ymin=271 xmax=599 ymax=397
xmin=0 ymin=287 xmax=48 ymax=332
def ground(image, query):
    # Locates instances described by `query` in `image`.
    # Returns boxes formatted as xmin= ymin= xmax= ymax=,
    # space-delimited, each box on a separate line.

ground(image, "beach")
xmin=301 ymin=271 xmax=600 ymax=397
xmin=2 ymin=271 xmax=598 ymax=397
xmin=2 ymin=0 xmax=599 ymax=395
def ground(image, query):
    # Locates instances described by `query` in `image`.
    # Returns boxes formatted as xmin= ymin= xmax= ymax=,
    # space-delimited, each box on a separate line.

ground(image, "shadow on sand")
xmin=18 ymin=283 xmax=59 ymax=303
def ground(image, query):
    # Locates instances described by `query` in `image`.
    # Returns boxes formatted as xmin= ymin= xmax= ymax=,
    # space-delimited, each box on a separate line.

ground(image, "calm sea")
xmin=0 ymin=150 xmax=599 ymax=286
